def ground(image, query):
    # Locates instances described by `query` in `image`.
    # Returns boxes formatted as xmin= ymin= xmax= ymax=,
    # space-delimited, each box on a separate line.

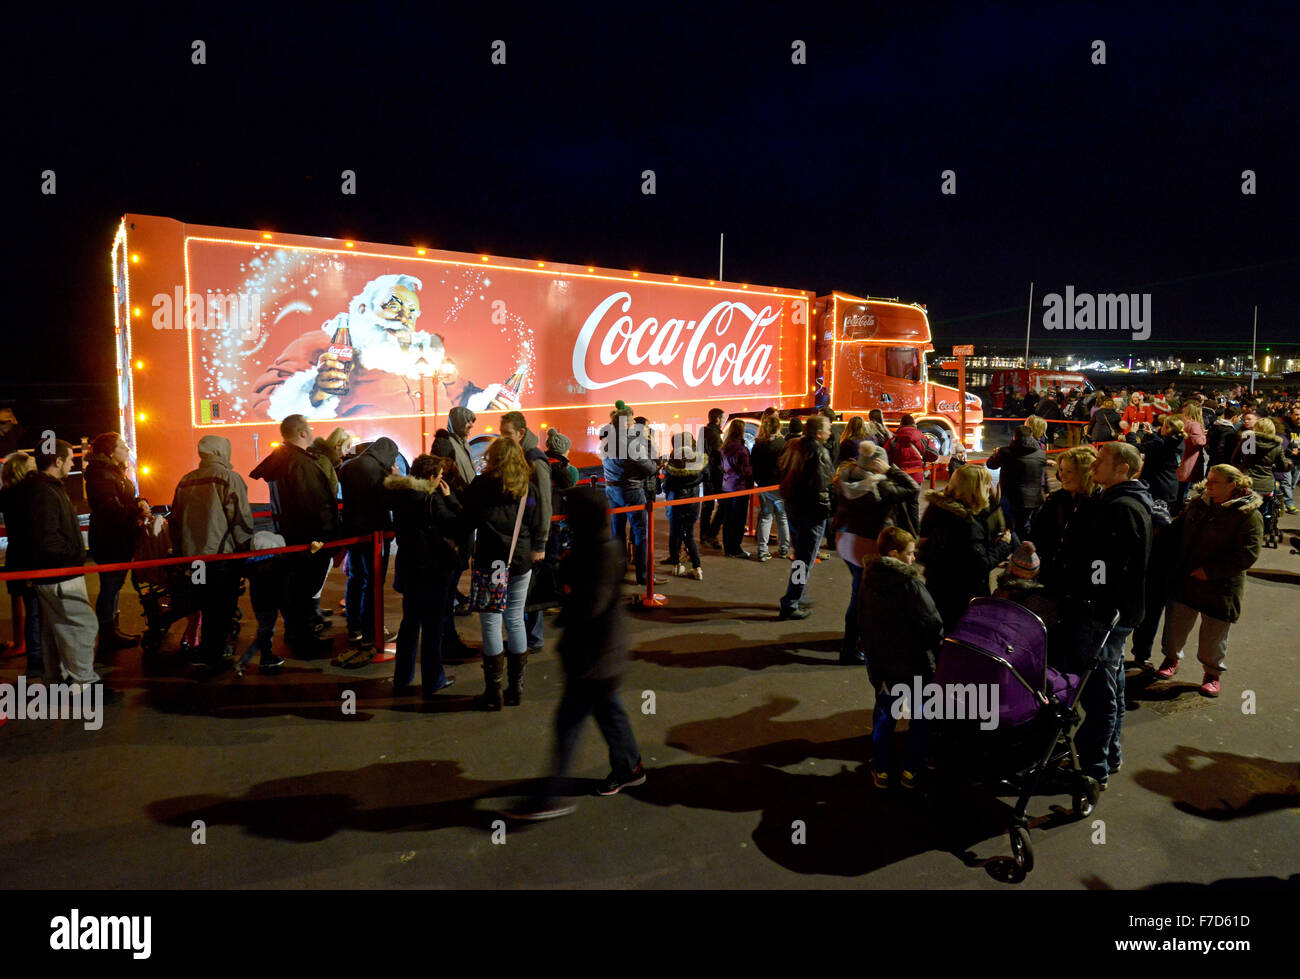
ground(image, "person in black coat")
xmin=1 ymin=451 xmax=41 ymax=671
xmin=505 ymin=486 xmax=645 ymax=820
xmin=859 ymin=526 xmax=944 ymax=787
xmin=1030 ymin=445 xmax=1098 ymax=593
xmin=84 ymin=432 xmax=143 ymax=647
xmin=1138 ymin=416 xmax=1186 ymax=506
xmin=699 ymin=408 xmax=726 ymax=547
xmin=249 ymin=414 xmax=338 ymax=657
xmin=339 ymin=437 xmax=400 ymax=646
xmin=385 ymin=454 xmax=464 ymax=696
xmin=777 ymin=417 xmax=836 ymax=620
xmin=986 ymin=425 xmax=1047 ymax=538
xmin=918 ymin=465 xmax=1014 ymax=631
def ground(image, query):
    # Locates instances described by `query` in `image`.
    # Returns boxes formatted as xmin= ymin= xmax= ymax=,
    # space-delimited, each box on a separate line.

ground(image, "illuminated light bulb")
xmin=270 ymin=441 xmax=281 ymax=448
xmin=140 ymin=465 xmax=151 ymax=475
xmin=345 ymin=241 xmax=354 ymax=248
xmin=131 ymin=254 xmax=139 ymax=263
xmin=632 ymin=272 xmax=639 ymax=277
xmin=417 ymin=248 xmax=426 ymax=255
xmin=708 ymin=280 xmax=715 ymax=285
xmin=485 ymin=427 xmax=494 ymax=433
xmin=673 ymin=276 xmax=679 ymax=281
xmin=538 ymin=262 xmax=545 ymax=267
xmin=137 ymin=412 xmax=147 ymax=422
xmin=133 ymin=308 xmax=141 ymax=317
xmin=134 ymin=360 xmax=143 ymax=370
xmin=481 ymin=256 xmax=489 ymax=262
xmin=587 ymin=267 xmax=594 ymax=272
xmin=262 ymin=233 xmax=272 ymax=240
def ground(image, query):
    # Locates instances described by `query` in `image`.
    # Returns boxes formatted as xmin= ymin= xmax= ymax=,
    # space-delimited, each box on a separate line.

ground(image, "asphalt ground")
xmin=1 ymin=429 xmax=1298 ymax=890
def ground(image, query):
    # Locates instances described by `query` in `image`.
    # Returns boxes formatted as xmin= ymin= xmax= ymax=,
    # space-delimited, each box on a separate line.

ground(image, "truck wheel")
xmin=469 ymin=435 xmax=497 ymax=475
xmin=918 ymin=423 xmax=952 ymax=458
xmin=743 ymin=421 xmax=758 ymax=452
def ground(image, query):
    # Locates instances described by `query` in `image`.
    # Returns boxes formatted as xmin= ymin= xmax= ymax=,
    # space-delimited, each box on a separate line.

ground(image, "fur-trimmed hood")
xmin=1184 ymin=482 xmax=1262 ymax=515
xmin=923 ymin=488 xmax=977 ymax=520
xmin=384 ymin=474 xmax=435 ymax=494
xmin=862 ymin=552 xmax=924 ymax=580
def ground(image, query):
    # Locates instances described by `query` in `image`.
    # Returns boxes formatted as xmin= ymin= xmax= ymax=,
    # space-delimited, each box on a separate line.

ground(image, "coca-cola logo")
xmin=572 ymin=291 xmax=778 ymax=391
xmin=844 ymin=313 xmax=875 ymax=329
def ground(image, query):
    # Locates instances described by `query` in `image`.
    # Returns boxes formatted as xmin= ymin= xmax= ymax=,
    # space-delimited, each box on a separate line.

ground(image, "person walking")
xmin=917 ymin=465 xmax=1014 ymax=631
xmin=720 ymin=418 xmax=754 ymax=558
xmin=750 ymin=414 xmax=790 ymax=562
xmin=249 ymin=414 xmax=337 ymax=658
xmin=777 ymin=416 xmax=835 ymax=620
xmin=464 ymin=437 xmax=544 ymax=710
xmin=504 ymin=487 xmax=645 ymax=820
xmin=985 ymin=424 xmax=1046 ymax=539
xmin=1151 ymin=465 xmax=1262 ymax=697
xmin=84 ymin=432 xmax=142 ymax=649
xmin=386 ymin=454 xmax=463 ymax=696
xmin=663 ymin=431 xmax=705 ymax=579
xmin=832 ymin=443 xmax=918 ymax=663
xmin=170 ymin=435 xmax=255 ymax=672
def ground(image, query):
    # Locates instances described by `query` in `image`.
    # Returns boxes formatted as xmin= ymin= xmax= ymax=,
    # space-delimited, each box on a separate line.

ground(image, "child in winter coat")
xmin=859 ymin=526 xmax=944 ymax=789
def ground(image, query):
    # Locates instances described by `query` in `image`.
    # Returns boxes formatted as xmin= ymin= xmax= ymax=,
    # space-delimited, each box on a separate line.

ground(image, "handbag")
xmin=468 ymin=493 xmax=528 ymax=613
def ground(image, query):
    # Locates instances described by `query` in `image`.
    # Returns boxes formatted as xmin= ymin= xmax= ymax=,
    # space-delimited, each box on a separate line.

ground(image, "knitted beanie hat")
xmin=613 ymin=399 xmax=634 ymax=418
xmin=546 ymin=429 xmax=572 ymax=456
xmin=1009 ymin=540 xmax=1041 ymax=579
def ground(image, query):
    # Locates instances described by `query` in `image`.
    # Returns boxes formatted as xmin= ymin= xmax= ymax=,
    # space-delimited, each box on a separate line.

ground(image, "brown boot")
xmin=503 ymin=652 xmax=528 ymax=707
xmin=478 ymin=655 xmax=505 ymax=711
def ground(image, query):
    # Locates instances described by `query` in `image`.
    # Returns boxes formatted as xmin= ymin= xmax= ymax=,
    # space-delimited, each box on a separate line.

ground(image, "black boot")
xmin=478 ymin=656 xmax=505 ymax=711
xmin=504 ymin=652 xmax=528 ymax=706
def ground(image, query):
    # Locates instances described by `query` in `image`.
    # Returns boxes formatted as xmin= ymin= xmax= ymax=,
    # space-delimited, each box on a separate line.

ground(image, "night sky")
xmin=6 ymin=0 xmax=1298 ymax=400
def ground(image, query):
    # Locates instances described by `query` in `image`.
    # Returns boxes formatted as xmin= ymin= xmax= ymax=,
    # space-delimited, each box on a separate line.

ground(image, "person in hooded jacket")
xmin=720 ymin=418 xmax=754 ymax=558
xmin=1206 ymin=406 xmax=1240 ymax=467
xmin=859 ymin=526 xmax=944 ymax=789
xmin=339 ymin=437 xmax=400 ymax=651
xmin=832 ymin=443 xmax=918 ymax=664
xmin=664 ymin=430 xmax=706 ymax=579
xmin=918 ymin=465 xmax=1014 ymax=631
xmin=84 ymin=432 xmax=143 ymax=648
xmin=250 ymin=414 xmax=337 ymax=657
xmin=699 ymin=407 xmax=726 ymax=548
xmin=1176 ymin=400 xmax=1209 ymax=510
xmin=385 ymin=453 xmax=464 ymax=696
xmin=432 ymin=406 xmax=479 ymax=487
xmin=1151 ymin=465 xmax=1262 ymax=698
xmin=1230 ymin=416 xmax=1288 ymax=497
xmin=505 ymin=487 xmax=645 ymax=820
xmin=986 ymin=424 xmax=1047 ymax=538
xmin=1060 ymin=441 xmax=1153 ymax=788
xmin=598 ymin=402 xmax=661 ymax=585
xmin=750 ymin=414 xmax=790 ymax=561
xmin=1138 ymin=415 xmax=1186 ymax=506
xmin=170 ymin=435 xmax=255 ymax=670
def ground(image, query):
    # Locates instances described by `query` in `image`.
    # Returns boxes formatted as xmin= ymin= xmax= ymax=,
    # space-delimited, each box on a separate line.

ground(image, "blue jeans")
xmin=666 ymin=495 xmax=702 ymax=567
xmin=606 ymin=485 xmax=647 ymax=578
xmin=1071 ymin=618 xmax=1133 ymax=780
xmin=1278 ymin=465 xmax=1296 ymax=507
xmin=95 ymin=568 xmax=128 ymax=633
xmin=345 ymin=539 xmax=390 ymax=636
xmin=756 ymin=491 xmax=790 ymax=557
xmin=780 ymin=516 xmax=827 ymax=614
xmin=722 ymin=496 xmax=749 ymax=554
xmin=524 ymin=609 xmax=545 ymax=648
xmin=21 ymin=591 xmax=41 ymax=672
xmin=871 ymin=685 xmax=931 ymax=776
xmin=478 ymin=570 xmax=533 ymax=657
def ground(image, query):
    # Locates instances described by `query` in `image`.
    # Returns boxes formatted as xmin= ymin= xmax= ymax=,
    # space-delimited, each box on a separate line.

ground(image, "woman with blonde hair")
xmin=0 ymin=452 xmax=40 ymax=670
xmin=1025 ymin=415 xmax=1049 ymax=450
xmin=1176 ymin=399 xmax=1208 ymax=507
xmin=918 ymin=464 xmax=1014 ymax=629
xmin=1031 ymin=445 xmax=1097 ymax=591
xmin=1153 ymin=464 xmax=1263 ymax=697
xmin=465 ymin=437 xmax=545 ymax=709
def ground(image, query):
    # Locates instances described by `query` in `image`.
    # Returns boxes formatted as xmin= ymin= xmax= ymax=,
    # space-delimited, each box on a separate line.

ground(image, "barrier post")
xmin=641 ymin=499 xmax=667 ymax=607
xmin=371 ymin=530 xmax=396 ymax=662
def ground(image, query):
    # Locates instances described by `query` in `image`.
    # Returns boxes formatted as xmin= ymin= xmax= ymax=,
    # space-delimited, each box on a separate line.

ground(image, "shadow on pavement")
xmin=633 ymin=637 xmax=841 ymax=671
xmin=1132 ymin=745 xmax=1300 ymax=820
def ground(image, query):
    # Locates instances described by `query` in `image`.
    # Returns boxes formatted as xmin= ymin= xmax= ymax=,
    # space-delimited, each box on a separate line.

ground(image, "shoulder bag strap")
xmin=506 ymin=491 xmax=528 ymax=566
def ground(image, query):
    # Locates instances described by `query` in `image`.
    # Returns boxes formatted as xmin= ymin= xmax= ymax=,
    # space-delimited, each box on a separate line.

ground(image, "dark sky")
xmin=6 ymin=0 xmax=1298 ymax=393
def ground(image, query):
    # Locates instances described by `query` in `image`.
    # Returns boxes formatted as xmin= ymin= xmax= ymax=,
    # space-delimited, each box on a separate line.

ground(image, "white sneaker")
xmin=672 ymin=563 xmax=690 ymax=577
xmin=690 ymin=567 xmax=703 ymax=581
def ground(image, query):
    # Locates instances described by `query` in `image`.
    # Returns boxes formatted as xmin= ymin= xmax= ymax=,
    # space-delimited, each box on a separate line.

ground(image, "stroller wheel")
xmin=1010 ymin=825 xmax=1034 ymax=873
xmin=1073 ymin=777 xmax=1100 ymax=818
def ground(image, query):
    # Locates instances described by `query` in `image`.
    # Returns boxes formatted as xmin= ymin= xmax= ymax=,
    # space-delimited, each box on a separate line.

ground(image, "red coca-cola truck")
xmin=111 ymin=215 xmax=983 ymax=500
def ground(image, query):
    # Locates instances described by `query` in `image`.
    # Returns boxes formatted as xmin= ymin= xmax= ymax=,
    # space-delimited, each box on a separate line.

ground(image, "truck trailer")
xmin=111 ymin=215 xmax=982 ymax=500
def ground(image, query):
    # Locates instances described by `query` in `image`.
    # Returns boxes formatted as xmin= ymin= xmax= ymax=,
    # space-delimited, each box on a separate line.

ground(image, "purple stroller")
xmin=930 ymin=597 xmax=1117 ymax=873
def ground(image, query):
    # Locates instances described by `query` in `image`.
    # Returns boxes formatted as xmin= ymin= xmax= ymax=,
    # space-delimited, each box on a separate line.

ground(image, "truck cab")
xmin=812 ymin=293 xmax=983 ymax=454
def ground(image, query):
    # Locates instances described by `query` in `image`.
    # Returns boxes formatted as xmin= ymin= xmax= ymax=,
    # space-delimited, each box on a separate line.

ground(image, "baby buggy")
xmin=131 ymin=513 xmax=242 ymax=659
xmin=929 ymin=597 xmax=1117 ymax=874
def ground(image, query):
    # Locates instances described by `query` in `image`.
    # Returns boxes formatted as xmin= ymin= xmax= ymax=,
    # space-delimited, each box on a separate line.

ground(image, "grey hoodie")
xmin=170 ymin=435 xmax=255 ymax=556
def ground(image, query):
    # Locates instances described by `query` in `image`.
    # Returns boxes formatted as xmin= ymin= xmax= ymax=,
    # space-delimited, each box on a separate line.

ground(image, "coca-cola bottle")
xmin=326 ymin=323 xmax=355 ymax=394
xmin=502 ymin=364 xmax=527 ymax=400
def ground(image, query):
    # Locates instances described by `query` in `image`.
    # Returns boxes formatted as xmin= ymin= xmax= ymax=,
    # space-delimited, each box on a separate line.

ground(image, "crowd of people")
xmin=0 ymin=380 xmax=1294 ymax=814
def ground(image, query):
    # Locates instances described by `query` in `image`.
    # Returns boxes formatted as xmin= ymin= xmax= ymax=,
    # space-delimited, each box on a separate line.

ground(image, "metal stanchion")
xmin=641 ymin=499 xmax=667 ymax=607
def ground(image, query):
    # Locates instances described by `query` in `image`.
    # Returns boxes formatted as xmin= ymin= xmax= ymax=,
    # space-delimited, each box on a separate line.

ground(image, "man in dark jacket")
xmin=250 ymin=414 xmax=337 ymax=656
xmin=1206 ymin=407 xmax=1240 ymax=467
xmin=986 ymin=425 xmax=1046 ymax=538
xmin=1138 ymin=420 xmax=1186 ymax=505
xmin=1063 ymin=441 xmax=1153 ymax=788
xmin=26 ymin=440 xmax=102 ymax=686
xmin=339 ymin=436 xmax=400 ymax=647
xmin=698 ymin=408 xmax=726 ymax=547
xmin=598 ymin=403 xmax=662 ymax=586
xmin=778 ymin=416 xmax=835 ymax=620
xmin=171 ymin=435 xmax=255 ymax=669
xmin=1152 ymin=466 xmax=1262 ymax=697
xmin=84 ymin=432 xmax=142 ymax=648
xmin=505 ymin=487 xmax=644 ymax=820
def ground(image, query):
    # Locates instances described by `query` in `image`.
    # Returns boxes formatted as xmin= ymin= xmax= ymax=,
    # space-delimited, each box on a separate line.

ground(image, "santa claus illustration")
xmin=251 ymin=273 xmax=520 ymax=420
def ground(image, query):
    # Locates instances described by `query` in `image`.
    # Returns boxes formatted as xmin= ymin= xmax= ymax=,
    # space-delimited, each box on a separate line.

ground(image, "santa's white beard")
xmin=333 ymin=316 xmax=445 ymax=379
